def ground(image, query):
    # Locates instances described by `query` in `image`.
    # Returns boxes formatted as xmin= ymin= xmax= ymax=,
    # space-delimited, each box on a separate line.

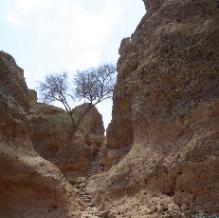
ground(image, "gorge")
xmin=0 ymin=0 xmax=219 ymax=217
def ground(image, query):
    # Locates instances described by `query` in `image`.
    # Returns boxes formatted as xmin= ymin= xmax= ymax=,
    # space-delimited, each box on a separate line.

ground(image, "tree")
xmin=74 ymin=64 xmax=116 ymax=128
xmin=38 ymin=64 xmax=116 ymax=131
xmin=38 ymin=72 xmax=76 ymax=126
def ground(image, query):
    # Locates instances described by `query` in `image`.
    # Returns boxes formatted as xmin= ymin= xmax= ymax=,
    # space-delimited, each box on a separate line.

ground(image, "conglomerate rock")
xmin=87 ymin=0 xmax=219 ymax=217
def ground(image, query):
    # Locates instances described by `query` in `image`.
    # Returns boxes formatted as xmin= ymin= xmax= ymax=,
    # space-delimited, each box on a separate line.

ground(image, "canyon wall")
xmin=88 ymin=0 xmax=219 ymax=217
xmin=30 ymin=102 xmax=105 ymax=179
xmin=0 ymin=51 xmax=84 ymax=218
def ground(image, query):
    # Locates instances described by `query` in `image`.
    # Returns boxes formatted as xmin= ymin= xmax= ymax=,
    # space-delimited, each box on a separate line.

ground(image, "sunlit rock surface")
xmin=0 ymin=51 xmax=84 ymax=218
xmin=30 ymin=102 xmax=105 ymax=179
xmin=87 ymin=0 xmax=219 ymax=217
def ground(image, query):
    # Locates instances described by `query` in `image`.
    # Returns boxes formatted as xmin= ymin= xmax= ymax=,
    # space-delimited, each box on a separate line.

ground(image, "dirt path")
xmin=73 ymin=177 xmax=109 ymax=218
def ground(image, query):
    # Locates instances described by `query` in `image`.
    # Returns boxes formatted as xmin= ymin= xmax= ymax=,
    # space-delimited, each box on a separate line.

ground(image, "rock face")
xmin=30 ymin=102 xmax=105 ymax=179
xmin=87 ymin=0 xmax=219 ymax=217
xmin=143 ymin=0 xmax=164 ymax=14
xmin=0 ymin=51 xmax=84 ymax=218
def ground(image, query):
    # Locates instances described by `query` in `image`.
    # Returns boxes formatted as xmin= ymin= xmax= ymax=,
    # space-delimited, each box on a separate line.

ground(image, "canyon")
xmin=0 ymin=0 xmax=219 ymax=217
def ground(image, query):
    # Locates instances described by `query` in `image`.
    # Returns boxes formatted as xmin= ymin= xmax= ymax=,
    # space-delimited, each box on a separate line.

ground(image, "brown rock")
xmin=30 ymin=102 xmax=105 ymax=179
xmin=87 ymin=0 xmax=219 ymax=217
xmin=143 ymin=0 xmax=164 ymax=14
xmin=0 ymin=51 xmax=84 ymax=217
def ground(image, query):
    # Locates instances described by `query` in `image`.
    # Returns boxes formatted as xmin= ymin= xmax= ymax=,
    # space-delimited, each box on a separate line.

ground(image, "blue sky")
xmin=0 ymin=0 xmax=145 ymax=128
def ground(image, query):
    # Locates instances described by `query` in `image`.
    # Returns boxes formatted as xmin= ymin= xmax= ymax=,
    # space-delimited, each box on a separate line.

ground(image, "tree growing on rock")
xmin=38 ymin=64 xmax=116 ymax=131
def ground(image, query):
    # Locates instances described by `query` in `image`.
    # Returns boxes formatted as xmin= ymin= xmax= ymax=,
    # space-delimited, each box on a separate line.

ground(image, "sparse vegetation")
xmin=38 ymin=63 xmax=116 ymax=132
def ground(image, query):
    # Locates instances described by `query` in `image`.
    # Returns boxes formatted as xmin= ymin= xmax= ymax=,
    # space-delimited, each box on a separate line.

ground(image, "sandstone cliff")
xmin=87 ymin=0 xmax=219 ymax=217
xmin=30 ymin=102 xmax=105 ymax=179
xmin=0 ymin=51 xmax=84 ymax=218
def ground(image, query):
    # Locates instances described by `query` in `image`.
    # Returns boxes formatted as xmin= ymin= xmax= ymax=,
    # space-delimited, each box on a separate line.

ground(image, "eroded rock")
xmin=30 ymin=102 xmax=105 ymax=179
xmin=0 ymin=51 xmax=84 ymax=218
xmin=87 ymin=0 xmax=219 ymax=217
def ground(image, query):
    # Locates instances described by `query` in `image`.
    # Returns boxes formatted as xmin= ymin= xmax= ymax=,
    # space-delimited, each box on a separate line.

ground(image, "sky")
xmin=0 ymin=0 xmax=145 ymax=128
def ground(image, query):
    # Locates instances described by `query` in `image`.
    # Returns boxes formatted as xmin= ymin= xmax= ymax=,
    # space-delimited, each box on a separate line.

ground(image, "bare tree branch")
xmin=74 ymin=63 xmax=116 ymax=105
xmin=38 ymin=64 xmax=116 ymax=133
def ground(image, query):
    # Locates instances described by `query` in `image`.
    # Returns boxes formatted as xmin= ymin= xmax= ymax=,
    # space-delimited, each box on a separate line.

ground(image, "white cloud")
xmin=1 ymin=0 xmax=145 ymax=127
xmin=4 ymin=0 xmax=123 ymax=70
xmin=5 ymin=12 xmax=21 ymax=25
xmin=15 ymin=0 xmax=51 ymax=14
xmin=4 ymin=0 xmax=51 ymax=27
xmin=69 ymin=2 xmax=122 ymax=47
xmin=65 ymin=1 xmax=123 ymax=68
